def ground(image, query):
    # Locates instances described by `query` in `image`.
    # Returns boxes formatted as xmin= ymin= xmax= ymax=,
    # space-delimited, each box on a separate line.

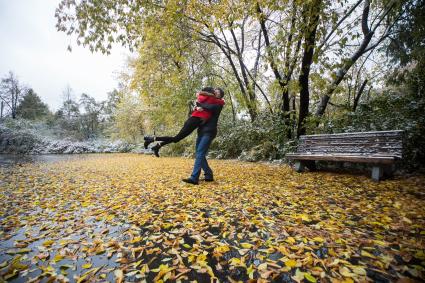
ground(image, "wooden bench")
xmin=286 ymin=130 xmax=403 ymax=181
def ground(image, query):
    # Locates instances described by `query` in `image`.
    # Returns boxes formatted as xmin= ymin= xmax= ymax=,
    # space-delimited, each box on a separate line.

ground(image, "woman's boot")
xmin=144 ymin=136 xmax=155 ymax=149
xmin=151 ymin=142 xmax=162 ymax=157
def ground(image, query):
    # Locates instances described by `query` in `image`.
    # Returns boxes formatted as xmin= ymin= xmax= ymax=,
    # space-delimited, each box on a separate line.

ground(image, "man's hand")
xmin=196 ymin=106 xmax=204 ymax=111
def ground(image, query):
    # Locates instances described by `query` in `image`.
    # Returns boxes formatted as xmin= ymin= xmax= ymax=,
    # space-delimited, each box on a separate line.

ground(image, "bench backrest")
xmin=297 ymin=130 xmax=403 ymax=158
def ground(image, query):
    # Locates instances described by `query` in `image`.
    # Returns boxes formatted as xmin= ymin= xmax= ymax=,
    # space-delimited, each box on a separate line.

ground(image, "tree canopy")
xmin=56 ymin=0 xmax=413 ymax=136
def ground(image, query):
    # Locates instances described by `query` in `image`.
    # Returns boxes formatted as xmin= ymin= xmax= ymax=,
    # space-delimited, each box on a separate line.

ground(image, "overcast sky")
xmin=0 ymin=0 xmax=130 ymax=111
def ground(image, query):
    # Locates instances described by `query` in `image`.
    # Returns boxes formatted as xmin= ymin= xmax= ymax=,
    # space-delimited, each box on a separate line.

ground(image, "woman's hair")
xmin=201 ymin=86 xmax=215 ymax=94
xmin=215 ymin=87 xmax=225 ymax=98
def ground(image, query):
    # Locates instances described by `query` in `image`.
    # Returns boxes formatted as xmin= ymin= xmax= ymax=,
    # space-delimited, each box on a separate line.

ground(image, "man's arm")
xmin=196 ymin=102 xmax=222 ymax=112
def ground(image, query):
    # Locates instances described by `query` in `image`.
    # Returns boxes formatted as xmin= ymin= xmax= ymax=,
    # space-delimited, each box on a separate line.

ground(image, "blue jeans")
xmin=190 ymin=134 xmax=214 ymax=182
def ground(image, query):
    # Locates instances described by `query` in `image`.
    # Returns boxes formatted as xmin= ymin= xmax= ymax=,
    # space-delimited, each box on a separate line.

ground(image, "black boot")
xmin=182 ymin=178 xmax=199 ymax=185
xmin=151 ymin=143 xmax=162 ymax=157
xmin=144 ymin=136 xmax=155 ymax=149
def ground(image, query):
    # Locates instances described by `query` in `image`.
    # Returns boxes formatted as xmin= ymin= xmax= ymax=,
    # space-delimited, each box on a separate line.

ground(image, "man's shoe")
xmin=182 ymin=178 xmax=199 ymax=185
xmin=144 ymin=136 xmax=155 ymax=149
xmin=204 ymin=178 xmax=214 ymax=182
xmin=151 ymin=143 xmax=161 ymax=157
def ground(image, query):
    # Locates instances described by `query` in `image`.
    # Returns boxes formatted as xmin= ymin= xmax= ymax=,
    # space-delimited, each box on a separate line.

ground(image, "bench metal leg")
xmin=305 ymin=160 xmax=317 ymax=171
xmin=371 ymin=166 xmax=383 ymax=182
xmin=383 ymin=164 xmax=395 ymax=178
xmin=294 ymin=161 xmax=305 ymax=172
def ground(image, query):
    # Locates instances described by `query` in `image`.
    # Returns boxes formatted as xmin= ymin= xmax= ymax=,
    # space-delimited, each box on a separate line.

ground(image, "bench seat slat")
xmin=299 ymin=130 xmax=403 ymax=139
xmin=287 ymin=130 xmax=403 ymax=180
xmin=286 ymin=153 xmax=397 ymax=164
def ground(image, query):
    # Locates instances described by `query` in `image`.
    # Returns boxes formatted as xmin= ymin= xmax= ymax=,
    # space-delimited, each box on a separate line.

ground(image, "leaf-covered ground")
xmin=0 ymin=154 xmax=424 ymax=283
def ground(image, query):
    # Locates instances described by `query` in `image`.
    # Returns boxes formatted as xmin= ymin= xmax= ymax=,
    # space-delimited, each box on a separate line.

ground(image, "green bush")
xmin=209 ymin=111 xmax=296 ymax=161
xmin=318 ymin=64 xmax=425 ymax=170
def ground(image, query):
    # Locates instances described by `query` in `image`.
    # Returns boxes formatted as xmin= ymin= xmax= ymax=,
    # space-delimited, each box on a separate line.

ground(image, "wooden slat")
xmin=286 ymin=153 xmax=396 ymax=164
xmin=294 ymin=130 xmax=403 ymax=159
xmin=298 ymin=147 xmax=402 ymax=155
xmin=299 ymin=130 xmax=403 ymax=139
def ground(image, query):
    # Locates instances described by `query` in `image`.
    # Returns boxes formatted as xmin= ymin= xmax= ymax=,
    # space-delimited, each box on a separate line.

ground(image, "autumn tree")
xmin=55 ymin=0 xmax=414 ymax=141
xmin=255 ymin=1 xmax=303 ymax=137
xmin=314 ymin=0 xmax=409 ymax=117
xmin=112 ymin=91 xmax=147 ymax=143
xmin=55 ymin=0 xmax=270 ymax=122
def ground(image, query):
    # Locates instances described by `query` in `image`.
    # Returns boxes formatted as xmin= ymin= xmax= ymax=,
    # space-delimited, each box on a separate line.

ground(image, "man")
xmin=182 ymin=87 xmax=225 ymax=185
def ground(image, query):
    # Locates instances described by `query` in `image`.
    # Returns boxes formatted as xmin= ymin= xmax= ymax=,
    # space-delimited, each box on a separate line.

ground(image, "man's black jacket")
xmin=196 ymin=102 xmax=223 ymax=138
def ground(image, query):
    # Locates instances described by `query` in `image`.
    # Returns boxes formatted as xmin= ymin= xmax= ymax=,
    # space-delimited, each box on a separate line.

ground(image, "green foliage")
xmin=111 ymin=92 xmax=146 ymax=143
xmin=387 ymin=0 xmax=425 ymax=66
xmin=77 ymin=93 xmax=105 ymax=139
xmin=161 ymin=137 xmax=195 ymax=157
xmin=319 ymin=61 xmax=425 ymax=169
xmin=210 ymin=110 xmax=296 ymax=160
xmin=16 ymin=89 xmax=50 ymax=120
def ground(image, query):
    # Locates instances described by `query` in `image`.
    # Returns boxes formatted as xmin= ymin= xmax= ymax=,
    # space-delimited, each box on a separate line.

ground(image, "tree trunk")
xmin=11 ymin=92 xmax=17 ymax=119
xmin=315 ymin=31 xmax=373 ymax=116
xmin=229 ymin=27 xmax=258 ymax=121
xmin=315 ymin=0 xmax=374 ymax=117
xmin=213 ymin=34 xmax=257 ymax=121
xmin=297 ymin=0 xmax=322 ymax=137
xmin=353 ymin=79 xmax=368 ymax=111
xmin=257 ymin=3 xmax=296 ymax=138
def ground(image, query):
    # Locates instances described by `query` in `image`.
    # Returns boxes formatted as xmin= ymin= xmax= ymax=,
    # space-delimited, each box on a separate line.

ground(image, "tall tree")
xmin=61 ymin=85 xmax=77 ymax=120
xmin=0 ymin=71 xmax=24 ymax=119
xmin=315 ymin=0 xmax=409 ymax=117
xmin=103 ymin=89 xmax=121 ymax=121
xmin=297 ymin=0 xmax=322 ymax=137
xmin=79 ymin=93 xmax=103 ymax=138
xmin=55 ymin=0 xmax=268 ymax=121
xmin=257 ymin=1 xmax=302 ymax=137
xmin=16 ymin=88 xmax=50 ymax=120
xmin=387 ymin=0 xmax=425 ymax=66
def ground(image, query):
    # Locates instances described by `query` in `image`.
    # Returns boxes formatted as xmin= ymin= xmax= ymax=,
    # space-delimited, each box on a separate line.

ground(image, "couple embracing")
xmin=144 ymin=87 xmax=225 ymax=185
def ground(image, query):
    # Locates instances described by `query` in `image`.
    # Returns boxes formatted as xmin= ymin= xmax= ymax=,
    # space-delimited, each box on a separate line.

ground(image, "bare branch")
xmin=317 ymin=0 xmax=363 ymax=52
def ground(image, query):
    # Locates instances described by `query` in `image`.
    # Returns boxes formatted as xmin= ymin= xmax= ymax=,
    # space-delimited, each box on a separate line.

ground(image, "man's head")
xmin=214 ymin=87 xmax=225 ymax=99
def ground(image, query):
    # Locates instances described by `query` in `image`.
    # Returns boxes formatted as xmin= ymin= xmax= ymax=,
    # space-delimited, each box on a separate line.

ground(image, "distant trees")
xmin=0 ymin=71 xmax=25 ymax=119
xmin=0 ymin=71 xmax=125 ymax=141
xmin=53 ymin=86 xmax=121 ymax=140
xmin=59 ymin=85 xmax=79 ymax=120
xmin=16 ymin=88 xmax=50 ymax=120
xmin=79 ymin=93 xmax=104 ymax=139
